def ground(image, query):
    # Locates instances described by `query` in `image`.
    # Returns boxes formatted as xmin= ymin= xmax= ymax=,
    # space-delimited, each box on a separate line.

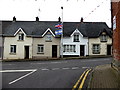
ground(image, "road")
xmin=1 ymin=57 xmax=112 ymax=89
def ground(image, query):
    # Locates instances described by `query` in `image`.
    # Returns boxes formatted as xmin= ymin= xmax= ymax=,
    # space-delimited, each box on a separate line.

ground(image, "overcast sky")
xmin=0 ymin=0 xmax=111 ymax=27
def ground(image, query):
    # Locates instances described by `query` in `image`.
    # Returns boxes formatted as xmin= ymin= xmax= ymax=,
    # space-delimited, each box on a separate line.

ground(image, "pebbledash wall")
xmin=112 ymin=1 xmax=120 ymax=68
xmin=33 ymin=34 xmax=60 ymax=59
xmin=3 ymin=31 xmax=32 ymax=59
xmin=89 ymin=36 xmax=112 ymax=56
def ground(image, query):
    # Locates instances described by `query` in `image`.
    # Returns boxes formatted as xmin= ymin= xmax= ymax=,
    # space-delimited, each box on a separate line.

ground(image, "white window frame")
xmin=10 ymin=45 xmax=16 ymax=54
xmin=63 ymin=45 xmax=76 ymax=53
xmin=37 ymin=45 xmax=44 ymax=53
xmin=18 ymin=33 xmax=24 ymax=41
xmin=74 ymin=34 xmax=79 ymax=42
xmin=45 ymin=34 xmax=52 ymax=42
xmin=92 ymin=44 xmax=100 ymax=54
xmin=101 ymin=35 xmax=107 ymax=42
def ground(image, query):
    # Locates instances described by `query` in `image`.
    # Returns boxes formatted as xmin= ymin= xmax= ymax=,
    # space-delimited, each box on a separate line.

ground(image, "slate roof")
xmin=2 ymin=21 xmax=112 ymax=38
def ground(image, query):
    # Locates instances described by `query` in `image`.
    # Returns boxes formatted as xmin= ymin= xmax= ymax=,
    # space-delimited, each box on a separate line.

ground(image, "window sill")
xmin=17 ymin=40 xmax=24 ymax=41
xmin=9 ymin=53 xmax=16 ymax=55
xmin=73 ymin=41 xmax=80 ymax=42
xmin=45 ymin=40 xmax=52 ymax=42
xmin=93 ymin=53 xmax=100 ymax=54
xmin=101 ymin=41 xmax=107 ymax=42
xmin=37 ymin=52 xmax=44 ymax=54
xmin=63 ymin=51 xmax=76 ymax=53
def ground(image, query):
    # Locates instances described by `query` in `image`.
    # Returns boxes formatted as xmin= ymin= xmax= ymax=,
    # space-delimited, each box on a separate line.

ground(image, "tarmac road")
xmin=1 ymin=57 xmax=112 ymax=89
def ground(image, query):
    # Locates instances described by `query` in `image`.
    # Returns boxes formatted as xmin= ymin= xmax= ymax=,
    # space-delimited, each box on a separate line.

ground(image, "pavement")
xmin=89 ymin=64 xmax=120 ymax=89
xmin=1 ymin=56 xmax=112 ymax=62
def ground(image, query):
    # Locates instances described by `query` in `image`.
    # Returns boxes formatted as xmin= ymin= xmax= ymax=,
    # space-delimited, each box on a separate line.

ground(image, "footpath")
xmin=89 ymin=64 xmax=120 ymax=89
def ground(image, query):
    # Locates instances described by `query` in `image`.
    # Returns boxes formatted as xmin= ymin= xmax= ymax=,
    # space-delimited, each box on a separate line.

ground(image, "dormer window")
xmin=100 ymin=33 xmax=107 ymax=42
xmin=45 ymin=32 xmax=52 ymax=42
xmin=74 ymin=34 xmax=79 ymax=42
xmin=45 ymin=35 xmax=52 ymax=42
xmin=18 ymin=33 xmax=24 ymax=40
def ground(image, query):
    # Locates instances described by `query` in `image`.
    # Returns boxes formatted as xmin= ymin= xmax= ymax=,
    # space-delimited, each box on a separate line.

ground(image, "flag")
xmin=55 ymin=29 xmax=63 ymax=35
xmin=55 ymin=24 xmax=63 ymax=29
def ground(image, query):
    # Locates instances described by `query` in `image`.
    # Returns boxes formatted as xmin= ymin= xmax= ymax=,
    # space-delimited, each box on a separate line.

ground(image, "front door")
xmin=107 ymin=45 xmax=112 ymax=55
xmin=80 ymin=45 xmax=85 ymax=56
xmin=52 ymin=45 xmax=57 ymax=58
xmin=25 ymin=46 xmax=29 ymax=59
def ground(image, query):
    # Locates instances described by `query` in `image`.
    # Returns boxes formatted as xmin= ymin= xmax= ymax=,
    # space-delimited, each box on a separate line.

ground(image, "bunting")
xmin=55 ymin=29 xmax=63 ymax=35
xmin=55 ymin=24 xmax=63 ymax=29
xmin=84 ymin=0 xmax=108 ymax=20
xmin=55 ymin=24 xmax=63 ymax=35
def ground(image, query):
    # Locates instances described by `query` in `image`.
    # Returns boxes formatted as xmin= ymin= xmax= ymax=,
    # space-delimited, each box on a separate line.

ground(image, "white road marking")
xmin=82 ymin=67 xmax=90 ymax=69
xmin=81 ymin=59 xmax=110 ymax=62
xmin=0 ymin=69 xmax=36 ymax=73
xmin=81 ymin=60 xmax=98 ymax=62
xmin=51 ymin=61 xmax=67 ymax=64
xmin=9 ymin=69 xmax=37 ymax=85
xmin=62 ymin=68 xmax=70 ymax=70
xmin=31 ymin=63 xmax=46 ymax=65
xmin=72 ymin=67 xmax=79 ymax=70
xmin=52 ymin=68 xmax=60 ymax=70
xmin=50 ymin=62 xmax=61 ymax=64
xmin=31 ymin=61 xmax=67 ymax=65
xmin=2 ymin=64 xmax=14 ymax=66
xmin=41 ymin=68 xmax=49 ymax=71
xmin=6 ymin=64 xmax=13 ymax=65
xmin=102 ymin=59 xmax=111 ymax=61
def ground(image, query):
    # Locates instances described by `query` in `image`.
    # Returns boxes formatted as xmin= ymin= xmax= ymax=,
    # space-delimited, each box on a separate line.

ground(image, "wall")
xmin=33 ymin=35 xmax=60 ymax=59
xmin=63 ymin=31 xmax=88 ymax=56
xmin=89 ymin=36 xmax=112 ymax=56
xmin=0 ymin=21 xmax=2 ymax=59
xmin=3 ymin=31 xmax=32 ymax=59
xmin=112 ymin=1 xmax=120 ymax=66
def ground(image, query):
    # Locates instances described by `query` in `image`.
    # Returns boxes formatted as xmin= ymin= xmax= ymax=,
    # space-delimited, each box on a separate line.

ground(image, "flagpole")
xmin=61 ymin=6 xmax=63 ymax=59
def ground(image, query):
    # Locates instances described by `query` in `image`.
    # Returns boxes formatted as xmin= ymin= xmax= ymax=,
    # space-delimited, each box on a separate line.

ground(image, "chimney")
xmin=58 ymin=17 xmax=61 ymax=22
xmin=36 ymin=17 xmax=39 ymax=21
xmin=80 ymin=17 xmax=83 ymax=22
xmin=13 ymin=16 xmax=16 ymax=22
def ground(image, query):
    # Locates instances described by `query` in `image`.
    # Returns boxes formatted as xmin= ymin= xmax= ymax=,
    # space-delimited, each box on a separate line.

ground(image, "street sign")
xmin=113 ymin=16 xmax=116 ymax=30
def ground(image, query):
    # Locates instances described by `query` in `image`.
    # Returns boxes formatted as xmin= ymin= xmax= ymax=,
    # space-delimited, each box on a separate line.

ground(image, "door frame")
xmin=107 ymin=45 xmax=112 ymax=55
xmin=24 ymin=46 xmax=29 ymax=59
xmin=80 ymin=45 xmax=85 ymax=56
xmin=52 ymin=45 xmax=57 ymax=58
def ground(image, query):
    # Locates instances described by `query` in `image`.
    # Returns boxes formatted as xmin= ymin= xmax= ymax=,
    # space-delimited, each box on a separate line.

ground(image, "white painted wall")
xmin=62 ymin=30 xmax=88 ymax=56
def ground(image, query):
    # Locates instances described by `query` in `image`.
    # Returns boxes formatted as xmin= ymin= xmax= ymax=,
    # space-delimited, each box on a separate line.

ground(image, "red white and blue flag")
xmin=55 ymin=24 xmax=63 ymax=29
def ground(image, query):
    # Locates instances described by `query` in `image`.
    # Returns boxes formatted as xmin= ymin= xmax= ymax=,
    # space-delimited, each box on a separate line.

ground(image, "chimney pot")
xmin=80 ymin=17 xmax=83 ymax=22
xmin=58 ymin=17 xmax=61 ymax=22
xmin=36 ymin=17 xmax=39 ymax=21
xmin=13 ymin=16 xmax=16 ymax=22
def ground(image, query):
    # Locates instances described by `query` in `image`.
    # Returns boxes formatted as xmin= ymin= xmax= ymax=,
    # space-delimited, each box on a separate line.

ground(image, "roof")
xmin=2 ymin=21 xmax=112 ymax=38
xmin=78 ymin=22 xmax=112 ymax=38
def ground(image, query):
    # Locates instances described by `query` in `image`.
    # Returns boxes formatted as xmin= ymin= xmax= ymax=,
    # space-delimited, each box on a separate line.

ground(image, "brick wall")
xmin=112 ymin=1 xmax=120 ymax=66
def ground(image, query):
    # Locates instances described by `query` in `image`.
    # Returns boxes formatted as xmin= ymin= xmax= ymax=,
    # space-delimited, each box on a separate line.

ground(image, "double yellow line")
xmin=72 ymin=69 xmax=91 ymax=90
